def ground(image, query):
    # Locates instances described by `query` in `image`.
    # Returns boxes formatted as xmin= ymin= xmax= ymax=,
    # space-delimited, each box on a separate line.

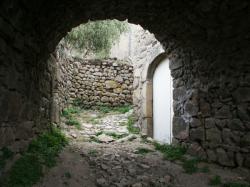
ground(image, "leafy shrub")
xmin=64 ymin=19 xmax=128 ymax=58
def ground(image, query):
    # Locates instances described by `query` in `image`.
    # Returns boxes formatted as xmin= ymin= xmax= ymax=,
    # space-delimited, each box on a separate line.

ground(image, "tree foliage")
xmin=64 ymin=19 xmax=128 ymax=58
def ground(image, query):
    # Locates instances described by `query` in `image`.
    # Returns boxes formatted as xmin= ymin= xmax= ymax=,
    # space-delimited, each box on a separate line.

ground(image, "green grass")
xmin=3 ymin=127 xmax=68 ymax=187
xmin=62 ymin=107 xmax=80 ymax=119
xmin=127 ymin=115 xmax=140 ymax=134
xmin=95 ymin=131 xmax=128 ymax=139
xmin=98 ymin=105 xmax=132 ymax=114
xmin=0 ymin=147 xmax=14 ymax=170
xmin=89 ymin=136 xmax=101 ymax=143
xmin=95 ymin=131 xmax=104 ymax=136
xmin=182 ymin=158 xmax=199 ymax=174
xmin=105 ymin=132 xmax=128 ymax=139
xmin=209 ymin=175 xmax=222 ymax=186
xmin=65 ymin=118 xmax=81 ymax=129
xmin=87 ymin=117 xmax=100 ymax=124
xmin=153 ymin=142 xmax=186 ymax=161
xmin=135 ymin=147 xmax=154 ymax=155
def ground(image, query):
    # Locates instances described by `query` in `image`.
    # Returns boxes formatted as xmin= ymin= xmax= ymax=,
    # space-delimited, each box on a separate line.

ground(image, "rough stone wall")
xmin=55 ymin=58 xmax=133 ymax=109
xmin=169 ymin=48 xmax=250 ymax=168
xmin=131 ymin=27 xmax=164 ymax=131
xmin=0 ymin=38 xmax=54 ymax=153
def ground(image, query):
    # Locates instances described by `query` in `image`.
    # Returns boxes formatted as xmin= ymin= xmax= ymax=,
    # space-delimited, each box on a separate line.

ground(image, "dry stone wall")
xmin=55 ymin=58 xmax=133 ymax=110
xmin=168 ymin=48 xmax=250 ymax=168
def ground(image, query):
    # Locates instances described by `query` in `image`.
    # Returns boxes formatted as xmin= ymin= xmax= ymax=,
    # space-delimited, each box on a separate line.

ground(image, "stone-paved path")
xmin=35 ymin=109 xmax=250 ymax=187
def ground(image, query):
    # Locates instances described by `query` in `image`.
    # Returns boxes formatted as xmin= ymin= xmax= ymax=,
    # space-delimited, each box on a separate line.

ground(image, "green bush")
xmin=64 ymin=19 xmax=128 ymax=58
xmin=3 ymin=127 xmax=68 ymax=187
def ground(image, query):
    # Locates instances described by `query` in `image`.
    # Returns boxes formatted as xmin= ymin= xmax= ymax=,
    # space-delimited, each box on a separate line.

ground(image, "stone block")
xmin=206 ymin=128 xmax=222 ymax=143
xmin=105 ymin=80 xmax=120 ymax=89
xmin=169 ymin=58 xmax=183 ymax=70
xmin=184 ymin=101 xmax=199 ymax=117
xmin=233 ymin=88 xmax=250 ymax=103
xmin=227 ymin=118 xmax=245 ymax=131
xmin=173 ymin=86 xmax=186 ymax=101
xmin=206 ymin=149 xmax=217 ymax=162
xmin=205 ymin=118 xmax=216 ymax=129
xmin=216 ymin=148 xmax=235 ymax=167
xmin=215 ymin=105 xmax=232 ymax=119
xmin=190 ymin=118 xmax=202 ymax=127
xmin=173 ymin=117 xmax=188 ymax=140
xmin=190 ymin=127 xmax=205 ymax=141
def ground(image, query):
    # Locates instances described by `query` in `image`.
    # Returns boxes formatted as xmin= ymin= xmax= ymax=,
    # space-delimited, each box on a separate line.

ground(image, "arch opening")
xmin=153 ymin=58 xmax=173 ymax=144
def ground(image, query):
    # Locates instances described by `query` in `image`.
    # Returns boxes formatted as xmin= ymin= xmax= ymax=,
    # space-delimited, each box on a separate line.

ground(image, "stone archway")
xmin=0 ymin=0 xmax=249 ymax=168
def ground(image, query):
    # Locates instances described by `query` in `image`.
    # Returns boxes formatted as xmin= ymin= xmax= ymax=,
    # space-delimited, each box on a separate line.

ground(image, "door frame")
xmin=145 ymin=53 xmax=173 ymax=139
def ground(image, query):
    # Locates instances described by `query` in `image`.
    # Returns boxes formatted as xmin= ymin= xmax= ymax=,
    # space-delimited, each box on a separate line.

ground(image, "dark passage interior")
xmin=0 ymin=0 xmax=250 ymax=176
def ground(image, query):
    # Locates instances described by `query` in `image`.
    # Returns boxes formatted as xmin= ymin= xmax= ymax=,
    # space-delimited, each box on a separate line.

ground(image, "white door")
xmin=153 ymin=59 xmax=173 ymax=144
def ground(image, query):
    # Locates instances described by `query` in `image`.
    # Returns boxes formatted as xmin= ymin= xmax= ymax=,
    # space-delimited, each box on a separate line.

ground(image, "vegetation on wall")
xmin=2 ymin=127 xmax=68 ymax=187
xmin=63 ymin=19 xmax=129 ymax=58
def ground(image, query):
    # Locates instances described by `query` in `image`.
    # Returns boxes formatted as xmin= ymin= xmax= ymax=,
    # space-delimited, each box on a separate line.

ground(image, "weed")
xmin=66 ymin=118 xmax=81 ymax=129
xmin=135 ymin=147 xmax=154 ymax=155
xmin=72 ymin=98 xmax=84 ymax=107
xmin=3 ymin=127 xmax=67 ymax=187
xmin=88 ymin=150 xmax=98 ymax=157
xmin=105 ymin=132 xmax=128 ymax=139
xmin=89 ymin=118 xmax=99 ymax=124
xmin=98 ymin=106 xmax=111 ymax=113
xmin=89 ymin=136 xmax=101 ymax=143
xmin=98 ymin=105 xmax=132 ymax=114
xmin=62 ymin=107 xmax=79 ymax=119
xmin=209 ymin=175 xmax=222 ymax=186
xmin=95 ymin=131 xmax=103 ymax=136
xmin=114 ymin=105 xmax=132 ymax=114
xmin=154 ymin=142 xmax=186 ymax=161
xmin=182 ymin=158 xmax=199 ymax=174
xmin=64 ymin=172 xmax=71 ymax=179
xmin=127 ymin=115 xmax=140 ymax=134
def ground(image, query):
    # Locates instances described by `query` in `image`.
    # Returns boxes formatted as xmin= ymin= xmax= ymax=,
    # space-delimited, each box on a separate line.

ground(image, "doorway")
xmin=153 ymin=58 xmax=173 ymax=144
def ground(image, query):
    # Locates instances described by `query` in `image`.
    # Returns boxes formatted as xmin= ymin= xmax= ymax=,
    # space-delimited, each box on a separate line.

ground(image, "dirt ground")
xmin=34 ymin=109 xmax=250 ymax=187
